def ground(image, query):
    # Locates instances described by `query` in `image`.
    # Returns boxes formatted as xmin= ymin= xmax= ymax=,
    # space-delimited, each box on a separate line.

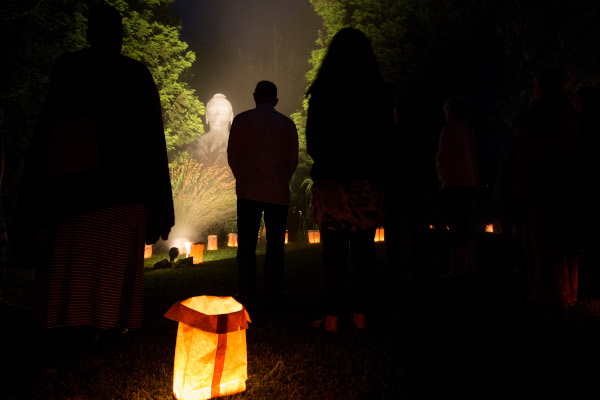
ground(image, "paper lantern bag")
xmin=164 ymin=296 xmax=251 ymax=400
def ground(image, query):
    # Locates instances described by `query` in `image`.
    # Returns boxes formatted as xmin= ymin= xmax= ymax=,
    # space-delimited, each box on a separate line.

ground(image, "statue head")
xmin=205 ymin=93 xmax=233 ymax=132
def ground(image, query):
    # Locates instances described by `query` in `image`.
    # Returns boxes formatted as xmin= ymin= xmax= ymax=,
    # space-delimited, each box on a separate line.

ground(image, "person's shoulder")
xmin=119 ymin=54 xmax=152 ymax=73
xmin=232 ymin=108 xmax=255 ymax=121
xmin=273 ymin=109 xmax=296 ymax=125
xmin=272 ymin=110 xmax=297 ymax=133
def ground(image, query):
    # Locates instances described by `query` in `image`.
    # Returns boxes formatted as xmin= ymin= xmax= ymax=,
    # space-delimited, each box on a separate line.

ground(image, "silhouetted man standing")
xmin=227 ymin=81 xmax=298 ymax=310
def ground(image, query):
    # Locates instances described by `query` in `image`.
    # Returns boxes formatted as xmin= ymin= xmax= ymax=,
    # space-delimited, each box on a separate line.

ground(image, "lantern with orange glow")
xmin=164 ymin=296 xmax=251 ymax=400
xmin=207 ymin=235 xmax=218 ymax=251
xmin=485 ymin=224 xmax=494 ymax=233
xmin=374 ymin=227 xmax=385 ymax=242
xmin=308 ymin=230 xmax=321 ymax=244
xmin=227 ymin=233 xmax=238 ymax=247
xmin=190 ymin=242 xmax=205 ymax=264
xmin=144 ymin=244 xmax=152 ymax=259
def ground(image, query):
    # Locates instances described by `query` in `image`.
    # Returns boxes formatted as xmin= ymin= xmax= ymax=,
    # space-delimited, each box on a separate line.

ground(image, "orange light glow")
xmin=144 ymin=244 xmax=152 ymax=259
xmin=165 ymin=296 xmax=250 ymax=400
xmin=308 ymin=230 xmax=320 ymax=244
xmin=207 ymin=235 xmax=218 ymax=251
xmin=374 ymin=227 xmax=385 ymax=242
xmin=285 ymin=230 xmax=288 ymax=244
xmin=429 ymin=224 xmax=435 ymax=230
xmin=485 ymin=224 xmax=494 ymax=233
xmin=190 ymin=242 xmax=204 ymax=264
xmin=172 ymin=238 xmax=191 ymax=258
xmin=227 ymin=233 xmax=238 ymax=247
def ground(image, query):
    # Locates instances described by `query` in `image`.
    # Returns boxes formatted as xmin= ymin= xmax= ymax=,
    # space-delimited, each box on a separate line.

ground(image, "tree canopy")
xmin=0 ymin=0 xmax=205 ymax=230
xmin=294 ymin=0 xmax=600 ymax=182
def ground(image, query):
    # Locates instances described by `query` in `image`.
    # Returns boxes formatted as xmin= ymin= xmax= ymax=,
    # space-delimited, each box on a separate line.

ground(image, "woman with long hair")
xmin=306 ymin=27 xmax=394 ymax=332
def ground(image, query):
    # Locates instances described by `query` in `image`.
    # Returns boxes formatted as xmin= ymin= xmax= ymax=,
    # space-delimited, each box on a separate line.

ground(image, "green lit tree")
xmin=0 ymin=0 xmax=205 ymax=235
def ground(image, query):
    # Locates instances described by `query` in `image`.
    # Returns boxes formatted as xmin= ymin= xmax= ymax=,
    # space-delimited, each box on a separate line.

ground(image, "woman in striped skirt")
xmin=17 ymin=4 xmax=174 ymax=334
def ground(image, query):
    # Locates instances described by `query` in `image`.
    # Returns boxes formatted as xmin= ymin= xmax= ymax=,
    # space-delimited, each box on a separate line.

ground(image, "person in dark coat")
xmin=16 ymin=4 xmax=174 ymax=336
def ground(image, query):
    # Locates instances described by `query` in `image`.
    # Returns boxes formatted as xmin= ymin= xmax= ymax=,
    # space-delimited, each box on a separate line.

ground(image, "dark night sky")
xmin=169 ymin=0 xmax=322 ymax=119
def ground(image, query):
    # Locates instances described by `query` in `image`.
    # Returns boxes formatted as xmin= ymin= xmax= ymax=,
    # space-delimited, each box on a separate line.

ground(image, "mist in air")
xmin=169 ymin=0 xmax=322 ymax=118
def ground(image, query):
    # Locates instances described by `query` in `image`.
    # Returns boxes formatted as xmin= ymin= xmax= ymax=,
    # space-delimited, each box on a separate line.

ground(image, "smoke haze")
xmin=169 ymin=0 xmax=321 ymax=119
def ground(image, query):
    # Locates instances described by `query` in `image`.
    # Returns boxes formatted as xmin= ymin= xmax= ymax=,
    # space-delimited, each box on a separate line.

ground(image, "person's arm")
xmin=227 ymin=116 xmax=243 ymax=179
xmin=142 ymin=66 xmax=174 ymax=243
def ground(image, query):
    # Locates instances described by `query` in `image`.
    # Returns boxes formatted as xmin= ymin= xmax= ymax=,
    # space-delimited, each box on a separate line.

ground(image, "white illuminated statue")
xmin=189 ymin=93 xmax=233 ymax=168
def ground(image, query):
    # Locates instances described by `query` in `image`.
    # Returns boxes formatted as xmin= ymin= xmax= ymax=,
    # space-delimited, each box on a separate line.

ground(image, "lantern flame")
xmin=308 ymin=230 xmax=320 ymax=244
xmin=374 ymin=227 xmax=385 ymax=242
xmin=190 ymin=242 xmax=204 ymax=264
xmin=144 ymin=244 xmax=152 ymax=259
xmin=227 ymin=233 xmax=238 ymax=247
xmin=485 ymin=224 xmax=494 ymax=233
xmin=207 ymin=235 xmax=218 ymax=251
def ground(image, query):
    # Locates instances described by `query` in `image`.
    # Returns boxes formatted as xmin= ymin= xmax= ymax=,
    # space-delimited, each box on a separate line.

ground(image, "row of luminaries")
xmin=145 ymin=222 xmax=499 ymax=263
xmin=144 ymin=227 xmax=387 ymax=263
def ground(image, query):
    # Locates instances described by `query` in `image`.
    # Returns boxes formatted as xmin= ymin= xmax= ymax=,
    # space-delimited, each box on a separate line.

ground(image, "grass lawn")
xmin=2 ymin=233 xmax=600 ymax=399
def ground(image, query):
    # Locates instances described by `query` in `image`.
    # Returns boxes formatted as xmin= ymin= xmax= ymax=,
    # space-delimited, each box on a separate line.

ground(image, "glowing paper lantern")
xmin=164 ymin=296 xmax=251 ymax=400
xmin=308 ymin=230 xmax=320 ymax=244
xmin=227 ymin=233 xmax=238 ymax=247
xmin=374 ymin=227 xmax=385 ymax=242
xmin=207 ymin=235 xmax=218 ymax=251
xmin=191 ymin=242 xmax=205 ymax=264
xmin=144 ymin=244 xmax=152 ymax=259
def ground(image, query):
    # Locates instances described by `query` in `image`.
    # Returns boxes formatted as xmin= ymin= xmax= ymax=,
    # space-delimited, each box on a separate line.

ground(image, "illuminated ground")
xmin=2 ymin=233 xmax=600 ymax=399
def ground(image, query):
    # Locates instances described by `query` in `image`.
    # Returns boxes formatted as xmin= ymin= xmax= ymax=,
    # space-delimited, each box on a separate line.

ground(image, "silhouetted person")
xmin=436 ymin=94 xmax=478 ymax=277
xmin=384 ymin=92 xmax=429 ymax=283
xmin=188 ymin=93 xmax=234 ymax=169
xmin=574 ymin=86 xmax=600 ymax=296
xmin=227 ymin=80 xmax=298 ymax=311
xmin=306 ymin=28 xmax=394 ymax=332
xmin=513 ymin=66 xmax=579 ymax=309
xmin=16 ymin=4 xmax=174 ymax=336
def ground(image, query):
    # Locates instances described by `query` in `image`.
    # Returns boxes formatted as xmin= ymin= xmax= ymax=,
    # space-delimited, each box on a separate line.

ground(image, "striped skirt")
xmin=35 ymin=204 xmax=148 ymax=330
